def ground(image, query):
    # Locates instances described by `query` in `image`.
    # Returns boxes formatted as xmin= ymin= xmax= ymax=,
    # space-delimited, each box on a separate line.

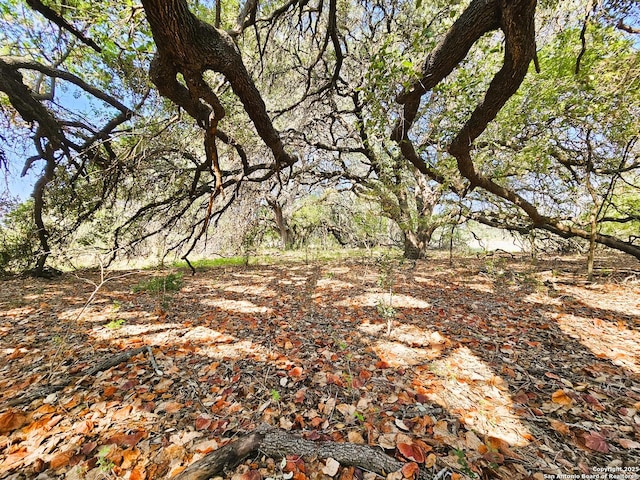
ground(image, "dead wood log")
xmin=2 ymin=346 xmax=148 ymax=408
xmin=174 ymin=425 xmax=443 ymax=480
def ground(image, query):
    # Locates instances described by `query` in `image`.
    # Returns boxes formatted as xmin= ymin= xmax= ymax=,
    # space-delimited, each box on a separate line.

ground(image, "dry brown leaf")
xmin=322 ymin=457 xmax=340 ymax=476
xmin=108 ymin=430 xmax=146 ymax=448
xmin=619 ymin=438 xmax=640 ymax=449
xmin=424 ymin=453 xmax=437 ymax=468
xmin=164 ymin=401 xmax=183 ymax=413
xmin=74 ymin=419 xmax=93 ymax=435
xmin=549 ymin=419 xmax=570 ymax=435
xmin=130 ymin=466 xmax=146 ymax=480
xmin=289 ymin=366 xmax=304 ymax=378
xmin=397 ymin=443 xmax=425 ymax=463
xmin=401 ymin=462 xmax=419 ymax=478
xmin=0 ymin=410 xmax=27 ymax=434
xmin=121 ymin=448 xmax=140 ymax=469
xmin=49 ymin=450 xmax=74 ymax=470
xmin=551 ymin=389 xmax=573 ymax=406
xmin=378 ymin=433 xmax=397 ymax=449
xmin=582 ymin=431 xmax=609 ymax=453
xmin=347 ymin=431 xmax=365 ymax=444
xmin=195 ymin=416 xmax=212 ymax=430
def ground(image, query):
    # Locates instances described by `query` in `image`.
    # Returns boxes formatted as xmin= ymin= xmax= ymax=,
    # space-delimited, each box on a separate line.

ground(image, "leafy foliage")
xmin=131 ymin=273 xmax=183 ymax=294
xmin=0 ymin=200 xmax=38 ymax=274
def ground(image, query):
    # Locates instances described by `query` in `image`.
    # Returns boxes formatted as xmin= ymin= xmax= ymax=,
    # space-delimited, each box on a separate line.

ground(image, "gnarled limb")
xmin=141 ymin=0 xmax=297 ymax=170
xmin=174 ymin=425 xmax=442 ymax=480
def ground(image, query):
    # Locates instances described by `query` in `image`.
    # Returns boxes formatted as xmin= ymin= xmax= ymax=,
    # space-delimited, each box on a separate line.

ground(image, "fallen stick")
xmin=2 ymin=346 xmax=149 ymax=408
xmin=173 ymin=424 xmax=443 ymax=480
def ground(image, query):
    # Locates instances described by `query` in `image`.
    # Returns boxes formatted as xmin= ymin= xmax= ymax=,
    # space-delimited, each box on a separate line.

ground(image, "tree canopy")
xmin=0 ymin=0 xmax=639 ymax=273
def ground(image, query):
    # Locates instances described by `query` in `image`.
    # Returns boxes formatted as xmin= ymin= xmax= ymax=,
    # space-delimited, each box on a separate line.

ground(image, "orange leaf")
xmin=549 ymin=419 xmax=570 ymax=435
xmin=0 ymin=447 xmax=28 ymax=468
xmin=103 ymin=386 xmax=118 ymax=398
xmin=49 ymin=450 xmax=74 ymax=470
xmin=619 ymin=438 xmax=640 ymax=449
xmin=401 ymin=462 xmax=419 ymax=478
xmin=0 ymin=410 xmax=27 ymax=434
xmin=130 ymin=466 xmax=146 ymax=480
xmin=397 ymin=443 xmax=425 ymax=463
xmin=195 ymin=416 xmax=212 ymax=430
xmin=551 ymin=389 xmax=573 ymax=406
xmin=121 ymin=448 xmax=140 ymax=469
xmin=424 ymin=453 xmax=437 ymax=468
xmin=164 ymin=401 xmax=183 ymax=413
xmin=289 ymin=366 xmax=304 ymax=378
xmin=339 ymin=466 xmax=355 ymax=480
xmin=108 ymin=430 xmax=146 ymax=448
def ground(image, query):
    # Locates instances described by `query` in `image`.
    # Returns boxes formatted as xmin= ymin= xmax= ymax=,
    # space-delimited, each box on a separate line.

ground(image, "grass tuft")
xmin=132 ymin=273 xmax=183 ymax=293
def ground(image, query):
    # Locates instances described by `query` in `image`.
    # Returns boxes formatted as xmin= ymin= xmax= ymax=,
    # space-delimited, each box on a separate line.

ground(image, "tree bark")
xmin=268 ymin=199 xmax=293 ymax=249
xmin=173 ymin=425 xmax=440 ymax=480
xmin=140 ymin=0 xmax=297 ymax=169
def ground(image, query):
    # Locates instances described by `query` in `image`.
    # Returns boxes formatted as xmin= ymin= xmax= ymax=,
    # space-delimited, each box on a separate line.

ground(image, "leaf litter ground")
xmin=1 ymin=253 xmax=639 ymax=479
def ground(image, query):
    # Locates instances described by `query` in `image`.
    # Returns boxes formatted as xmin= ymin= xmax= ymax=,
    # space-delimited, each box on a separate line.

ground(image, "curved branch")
xmin=25 ymin=0 xmax=102 ymax=52
xmin=141 ymin=0 xmax=297 ymax=169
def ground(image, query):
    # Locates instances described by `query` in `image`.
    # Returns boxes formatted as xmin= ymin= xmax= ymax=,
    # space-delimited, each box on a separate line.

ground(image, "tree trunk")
xmin=403 ymin=227 xmax=434 ymax=259
xmin=270 ymin=201 xmax=292 ymax=250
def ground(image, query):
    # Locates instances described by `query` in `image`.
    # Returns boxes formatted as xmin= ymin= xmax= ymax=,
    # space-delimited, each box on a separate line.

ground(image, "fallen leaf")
xmin=293 ymin=388 xmax=306 ymax=404
xmin=49 ymin=450 xmax=74 ymax=470
xmin=108 ymin=430 xmax=146 ymax=448
xmin=289 ymin=366 xmax=304 ymax=378
xmin=164 ymin=401 xmax=183 ymax=413
xmin=397 ymin=443 xmax=425 ymax=463
xmin=582 ymin=431 xmax=609 ymax=453
xmin=394 ymin=418 xmax=409 ymax=431
xmin=551 ymin=389 xmax=573 ymax=406
xmin=401 ymin=462 xmax=419 ymax=478
xmin=195 ymin=416 xmax=212 ymax=430
xmin=323 ymin=457 xmax=340 ymax=476
xmin=424 ymin=453 xmax=437 ymax=468
xmin=386 ymin=471 xmax=403 ymax=480
xmin=549 ymin=419 xmax=570 ymax=435
xmin=240 ymin=470 xmax=262 ymax=480
xmin=619 ymin=438 xmax=640 ymax=449
xmin=347 ymin=431 xmax=365 ymax=444
xmin=0 ymin=410 xmax=27 ymax=434
xmin=378 ymin=433 xmax=397 ymax=449
xmin=130 ymin=466 xmax=146 ymax=480
xmin=482 ymin=451 xmax=504 ymax=464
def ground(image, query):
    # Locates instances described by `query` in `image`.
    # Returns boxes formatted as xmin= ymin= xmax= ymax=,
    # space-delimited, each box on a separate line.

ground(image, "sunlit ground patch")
xmin=200 ymin=297 xmax=272 ymax=314
xmin=554 ymin=312 xmax=640 ymax=374
xmin=370 ymin=340 xmax=445 ymax=366
xmin=360 ymin=322 xmax=450 ymax=365
xmin=216 ymin=284 xmax=277 ymax=298
xmin=315 ymin=278 xmax=356 ymax=291
xmin=197 ymin=339 xmax=267 ymax=361
xmin=421 ymin=347 xmax=532 ymax=447
xmin=337 ymin=292 xmax=431 ymax=309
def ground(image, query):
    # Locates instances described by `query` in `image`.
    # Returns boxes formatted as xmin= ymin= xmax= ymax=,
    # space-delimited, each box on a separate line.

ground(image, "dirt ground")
xmin=1 ymin=252 xmax=639 ymax=479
